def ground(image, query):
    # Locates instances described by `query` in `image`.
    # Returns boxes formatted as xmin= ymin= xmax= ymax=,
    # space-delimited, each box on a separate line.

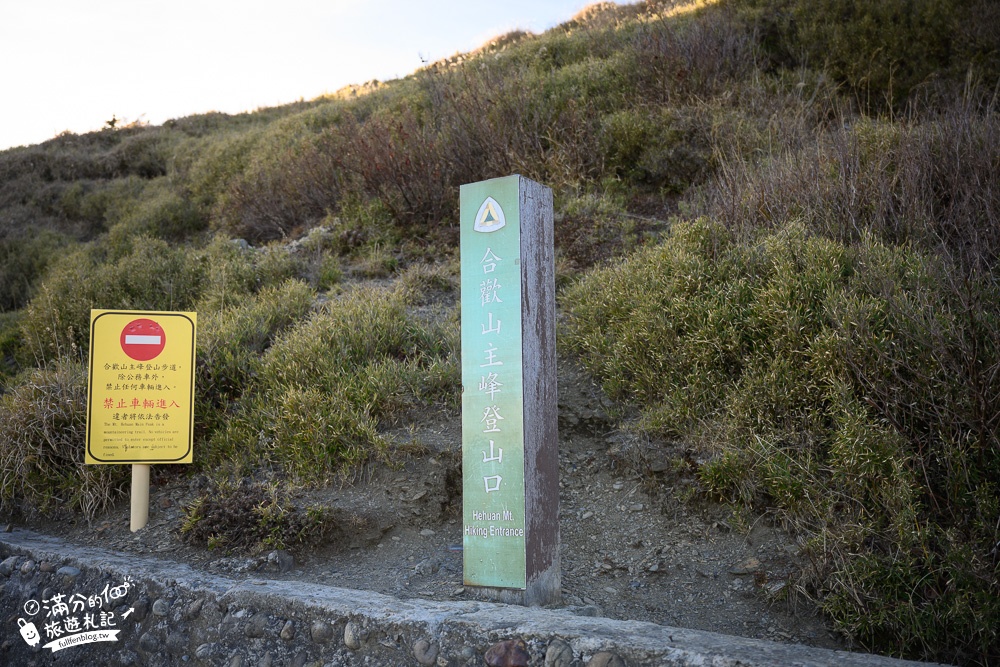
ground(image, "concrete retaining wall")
xmin=1 ymin=530 xmax=949 ymax=667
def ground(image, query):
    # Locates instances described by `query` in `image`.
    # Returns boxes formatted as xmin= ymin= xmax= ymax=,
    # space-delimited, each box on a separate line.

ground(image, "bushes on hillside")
xmin=105 ymin=177 xmax=207 ymax=244
xmin=20 ymin=236 xmax=205 ymax=365
xmin=0 ymin=362 xmax=127 ymax=519
xmin=702 ymin=99 xmax=1000 ymax=269
xmin=195 ymin=279 xmax=315 ymax=432
xmin=200 ymin=283 xmax=458 ymax=483
xmin=1 ymin=1 xmax=997 ymax=662
xmin=731 ymin=0 xmax=1000 ymax=109
xmin=0 ymin=229 xmax=71 ymax=312
xmin=562 ymin=219 xmax=1000 ymax=663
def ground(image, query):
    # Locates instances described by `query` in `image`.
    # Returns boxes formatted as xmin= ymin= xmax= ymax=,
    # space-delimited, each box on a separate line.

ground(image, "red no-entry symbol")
xmin=120 ymin=319 xmax=166 ymax=361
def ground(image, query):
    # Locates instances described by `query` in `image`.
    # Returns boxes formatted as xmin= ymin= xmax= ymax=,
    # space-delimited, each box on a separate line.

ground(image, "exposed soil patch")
xmin=15 ymin=361 xmax=845 ymax=652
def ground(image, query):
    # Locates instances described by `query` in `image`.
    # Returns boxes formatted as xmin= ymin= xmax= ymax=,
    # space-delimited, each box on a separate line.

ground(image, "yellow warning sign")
xmin=86 ymin=310 xmax=196 ymax=464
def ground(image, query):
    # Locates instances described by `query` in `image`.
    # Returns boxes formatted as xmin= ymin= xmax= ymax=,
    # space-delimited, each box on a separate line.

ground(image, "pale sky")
xmin=0 ymin=1 xmax=632 ymax=151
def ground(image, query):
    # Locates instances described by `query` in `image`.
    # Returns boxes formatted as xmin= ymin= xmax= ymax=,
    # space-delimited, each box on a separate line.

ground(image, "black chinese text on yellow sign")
xmin=86 ymin=310 xmax=196 ymax=465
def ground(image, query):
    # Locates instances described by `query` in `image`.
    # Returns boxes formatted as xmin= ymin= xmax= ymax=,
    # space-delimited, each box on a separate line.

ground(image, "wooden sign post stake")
xmin=130 ymin=464 xmax=150 ymax=532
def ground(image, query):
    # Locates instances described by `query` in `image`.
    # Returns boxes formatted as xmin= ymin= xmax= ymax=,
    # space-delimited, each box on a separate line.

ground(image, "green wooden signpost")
xmin=460 ymin=175 xmax=560 ymax=606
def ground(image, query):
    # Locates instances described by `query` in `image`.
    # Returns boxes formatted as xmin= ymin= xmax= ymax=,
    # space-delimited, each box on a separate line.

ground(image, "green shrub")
xmin=199 ymin=283 xmax=458 ymax=481
xmin=195 ymin=234 xmax=327 ymax=315
xmin=258 ymin=284 xmax=444 ymax=398
xmin=106 ymin=178 xmax=206 ymax=244
xmin=207 ymin=387 xmax=385 ymax=485
xmin=702 ymin=108 xmax=1000 ymax=267
xmin=74 ymin=178 xmax=146 ymax=231
xmin=254 ymin=243 xmax=306 ymax=287
xmin=0 ymin=229 xmax=72 ymax=311
xmin=599 ymin=106 xmax=713 ymax=193
xmin=562 ymin=219 xmax=1000 ymax=662
xmin=215 ymin=135 xmax=345 ymax=243
xmin=106 ymin=128 xmax=176 ymax=179
xmin=731 ymin=0 xmax=1000 ymax=109
xmin=0 ymin=312 xmax=23 ymax=388
xmin=181 ymin=479 xmax=345 ymax=553
xmin=21 ymin=237 xmax=205 ymax=364
xmin=0 ymin=362 xmax=128 ymax=519
xmin=172 ymin=129 xmax=265 ymax=213
xmin=196 ymin=279 xmax=314 ymax=434
xmin=194 ymin=236 xmax=265 ymax=312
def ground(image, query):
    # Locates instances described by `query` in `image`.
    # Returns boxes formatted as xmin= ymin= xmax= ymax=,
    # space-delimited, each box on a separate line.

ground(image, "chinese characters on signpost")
xmin=461 ymin=176 xmax=560 ymax=605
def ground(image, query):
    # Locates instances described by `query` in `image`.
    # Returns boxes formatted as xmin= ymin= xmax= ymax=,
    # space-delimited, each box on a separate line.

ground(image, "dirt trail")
xmin=22 ymin=360 xmax=844 ymax=652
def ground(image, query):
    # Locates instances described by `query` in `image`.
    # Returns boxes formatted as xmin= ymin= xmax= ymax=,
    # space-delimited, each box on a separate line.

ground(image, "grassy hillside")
xmin=1 ymin=0 xmax=998 ymax=663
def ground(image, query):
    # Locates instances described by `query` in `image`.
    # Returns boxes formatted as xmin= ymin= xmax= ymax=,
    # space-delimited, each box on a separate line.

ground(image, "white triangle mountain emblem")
xmin=474 ymin=197 xmax=506 ymax=233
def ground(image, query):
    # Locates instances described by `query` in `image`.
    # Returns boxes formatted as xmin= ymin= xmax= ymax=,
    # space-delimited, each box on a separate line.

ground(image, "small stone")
xmin=729 ymin=558 xmax=760 ymax=575
xmin=138 ymin=632 xmax=160 ymax=653
xmin=158 ymin=496 xmax=173 ymax=509
xmin=131 ymin=597 xmax=151 ymax=622
xmin=649 ymin=455 xmax=671 ymax=473
xmin=414 ymin=557 xmax=441 ymax=576
xmin=419 ymin=528 xmax=436 ymax=536
xmin=484 ymin=639 xmax=530 ymax=667
xmin=581 ymin=511 xmax=594 ymax=520
xmin=116 ymin=649 xmax=139 ymax=666
xmin=227 ymin=655 xmax=245 ymax=667
xmin=56 ymin=566 xmax=81 ymax=579
xmin=413 ymin=638 xmax=439 ymax=666
xmin=267 ymin=550 xmax=295 ymax=573
xmin=310 ymin=620 xmax=332 ymax=643
xmin=196 ymin=643 xmax=216 ymax=660
xmin=257 ymin=652 xmax=274 ymax=667
xmin=451 ymin=587 xmax=466 ymax=596
xmin=280 ymin=620 xmax=295 ymax=641
xmin=612 ymin=481 xmax=624 ymax=490
xmin=766 ymin=581 xmax=787 ymax=597
xmin=586 ymin=651 xmax=626 ymax=667
xmin=629 ymin=503 xmax=644 ymax=512
xmin=0 ymin=556 xmax=17 ymax=576
xmin=571 ymin=604 xmax=603 ymax=617
xmin=545 ymin=638 xmax=574 ymax=667
xmin=152 ymin=598 xmax=170 ymax=616
xmin=165 ymin=631 xmax=188 ymax=655
xmin=345 ymin=621 xmax=365 ymax=650
xmin=185 ymin=598 xmax=204 ymax=619
xmin=245 ymin=611 xmax=270 ymax=638
xmin=19 ymin=559 xmax=36 ymax=575
xmin=39 ymin=561 xmax=56 ymax=573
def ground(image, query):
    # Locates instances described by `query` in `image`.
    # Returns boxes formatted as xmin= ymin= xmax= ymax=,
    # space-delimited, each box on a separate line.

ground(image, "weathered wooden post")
xmin=460 ymin=175 xmax=560 ymax=606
